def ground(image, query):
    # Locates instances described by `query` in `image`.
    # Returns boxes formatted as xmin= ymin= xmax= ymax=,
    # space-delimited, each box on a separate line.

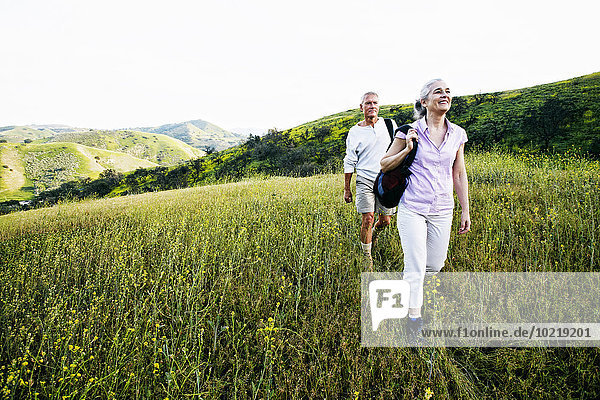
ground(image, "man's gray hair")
xmin=361 ymin=91 xmax=379 ymax=104
xmin=413 ymin=79 xmax=444 ymax=120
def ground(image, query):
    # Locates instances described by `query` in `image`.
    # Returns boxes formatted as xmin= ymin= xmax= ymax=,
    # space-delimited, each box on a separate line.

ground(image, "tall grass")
xmin=1 ymin=151 xmax=599 ymax=399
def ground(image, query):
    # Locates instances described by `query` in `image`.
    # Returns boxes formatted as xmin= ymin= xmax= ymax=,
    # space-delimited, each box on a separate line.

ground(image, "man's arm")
xmin=344 ymin=172 xmax=353 ymax=203
xmin=343 ymin=131 xmax=357 ymax=203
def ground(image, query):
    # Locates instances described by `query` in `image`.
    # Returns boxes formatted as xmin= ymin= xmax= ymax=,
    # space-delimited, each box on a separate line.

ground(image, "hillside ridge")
xmin=2 ymin=71 xmax=599 ymax=210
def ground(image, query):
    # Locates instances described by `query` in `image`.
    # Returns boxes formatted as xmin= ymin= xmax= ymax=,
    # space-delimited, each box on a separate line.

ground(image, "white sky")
xmin=1 ymin=0 xmax=598 ymax=132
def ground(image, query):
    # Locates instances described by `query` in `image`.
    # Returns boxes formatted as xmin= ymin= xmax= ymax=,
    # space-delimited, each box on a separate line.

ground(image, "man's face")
xmin=360 ymin=95 xmax=379 ymax=119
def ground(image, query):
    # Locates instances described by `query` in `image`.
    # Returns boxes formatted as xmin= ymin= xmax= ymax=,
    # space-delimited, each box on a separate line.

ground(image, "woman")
xmin=380 ymin=79 xmax=470 ymax=332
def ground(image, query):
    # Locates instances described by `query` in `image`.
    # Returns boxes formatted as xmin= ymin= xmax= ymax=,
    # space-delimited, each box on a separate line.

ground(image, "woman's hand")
xmin=380 ymin=129 xmax=418 ymax=172
xmin=459 ymin=210 xmax=470 ymax=234
xmin=405 ymin=129 xmax=418 ymax=151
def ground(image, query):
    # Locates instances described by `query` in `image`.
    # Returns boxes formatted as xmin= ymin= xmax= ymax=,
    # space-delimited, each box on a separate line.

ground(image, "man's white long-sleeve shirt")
xmin=343 ymin=118 xmax=396 ymax=181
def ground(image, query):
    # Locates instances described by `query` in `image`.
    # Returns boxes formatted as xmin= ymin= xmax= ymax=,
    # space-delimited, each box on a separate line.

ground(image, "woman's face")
xmin=422 ymin=81 xmax=452 ymax=115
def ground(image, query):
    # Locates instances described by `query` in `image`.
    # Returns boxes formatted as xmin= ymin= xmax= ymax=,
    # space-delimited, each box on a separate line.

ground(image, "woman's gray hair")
xmin=413 ymin=79 xmax=443 ymax=120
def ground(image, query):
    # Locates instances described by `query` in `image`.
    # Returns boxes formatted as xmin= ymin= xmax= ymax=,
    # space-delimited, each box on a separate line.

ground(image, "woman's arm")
xmin=380 ymin=130 xmax=418 ymax=172
xmin=452 ymin=143 xmax=470 ymax=234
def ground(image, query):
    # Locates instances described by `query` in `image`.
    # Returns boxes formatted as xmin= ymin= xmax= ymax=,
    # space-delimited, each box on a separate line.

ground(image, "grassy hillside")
xmin=0 ymin=128 xmax=205 ymax=202
xmin=443 ymin=72 xmax=600 ymax=153
xmin=0 ymin=126 xmax=54 ymax=143
xmin=0 ymin=142 xmax=157 ymax=201
xmin=4 ymin=72 xmax=599 ymax=210
xmin=135 ymin=119 xmax=246 ymax=151
xmin=83 ymin=72 xmax=600 ymax=197
xmin=46 ymin=130 xmax=204 ymax=165
xmin=1 ymin=151 xmax=599 ymax=398
xmin=273 ymin=71 xmax=600 ymax=158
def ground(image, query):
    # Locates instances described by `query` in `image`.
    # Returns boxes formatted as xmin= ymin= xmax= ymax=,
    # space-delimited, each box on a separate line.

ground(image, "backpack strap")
xmin=384 ymin=118 xmax=394 ymax=149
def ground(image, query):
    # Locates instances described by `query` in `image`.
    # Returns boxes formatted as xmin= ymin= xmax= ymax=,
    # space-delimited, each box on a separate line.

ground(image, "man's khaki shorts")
xmin=355 ymin=175 xmax=396 ymax=215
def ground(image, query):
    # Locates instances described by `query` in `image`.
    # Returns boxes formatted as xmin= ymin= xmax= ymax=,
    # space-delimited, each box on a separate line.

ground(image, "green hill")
xmin=0 ymin=142 xmax=157 ymax=201
xmin=135 ymin=119 xmax=246 ymax=151
xmin=0 ymin=126 xmax=55 ymax=143
xmin=443 ymin=72 xmax=600 ymax=153
xmin=1 ymin=119 xmax=240 ymax=159
xmin=45 ymin=130 xmax=204 ymax=165
xmin=104 ymin=72 xmax=600 ymax=197
xmin=0 ymin=129 xmax=206 ymax=201
xmin=4 ymin=72 xmax=599 ymax=209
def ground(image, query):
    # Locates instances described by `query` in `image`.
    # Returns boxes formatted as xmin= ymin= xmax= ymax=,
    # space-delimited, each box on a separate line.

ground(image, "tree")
xmin=473 ymin=92 xmax=488 ymax=105
xmin=202 ymin=145 xmax=216 ymax=155
xmin=447 ymin=96 xmax=467 ymax=120
xmin=313 ymin=126 xmax=331 ymax=140
xmin=489 ymin=92 xmax=500 ymax=104
xmin=391 ymin=108 xmax=413 ymax=125
xmin=99 ymin=169 xmax=123 ymax=182
xmin=522 ymin=97 xmax=573 ymax=151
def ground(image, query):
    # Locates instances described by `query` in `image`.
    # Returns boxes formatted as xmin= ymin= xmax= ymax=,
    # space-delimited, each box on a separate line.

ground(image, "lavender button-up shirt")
xmin=395 ymin=117 xmax=468 ymax=215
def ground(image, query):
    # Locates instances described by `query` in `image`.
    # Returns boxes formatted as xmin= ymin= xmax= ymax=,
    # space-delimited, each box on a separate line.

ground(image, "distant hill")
xmin=45 ymin=130 xmax=204 ymax=166
xmin=29 ymin=124 xmax=88 ymax=133
xmin=134 ymin=119 xmax=246 ymax=151
xmin=0 ymin=126 xmax=55 ymax=142
xmin=0 ymin=125 xmax=92 ymax=143
xmin=0 ymin=120 xmax=237 ymax=201
xmin=0 ymin=142 xmax=157 ymax=201
xmin=0 ymin=129 xmax=206 ymax=165
xmin=1 ymin=119 xmax=245 ymax=153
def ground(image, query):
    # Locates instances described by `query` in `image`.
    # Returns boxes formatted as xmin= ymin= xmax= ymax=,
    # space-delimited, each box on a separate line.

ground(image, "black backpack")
xmin=383 ymin=118 xmax=395 ymax=147
xmin=373 ymin=124 xmax=418 ymax=208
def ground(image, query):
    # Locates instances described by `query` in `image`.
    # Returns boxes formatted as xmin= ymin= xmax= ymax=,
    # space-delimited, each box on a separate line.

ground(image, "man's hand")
xmin=343 ymin=173 xmax=353 ymax=203
xmin=344 ymin=188 xmax=353 ymax=203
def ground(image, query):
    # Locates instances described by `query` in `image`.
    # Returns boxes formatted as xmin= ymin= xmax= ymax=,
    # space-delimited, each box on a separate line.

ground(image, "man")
xmin=343 ymin=92 xmax=397 ymax=269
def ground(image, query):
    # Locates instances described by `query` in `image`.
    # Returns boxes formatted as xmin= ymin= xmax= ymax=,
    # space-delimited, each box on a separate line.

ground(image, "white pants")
xmin=397 ymin=202 xmax=453 ymax=309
